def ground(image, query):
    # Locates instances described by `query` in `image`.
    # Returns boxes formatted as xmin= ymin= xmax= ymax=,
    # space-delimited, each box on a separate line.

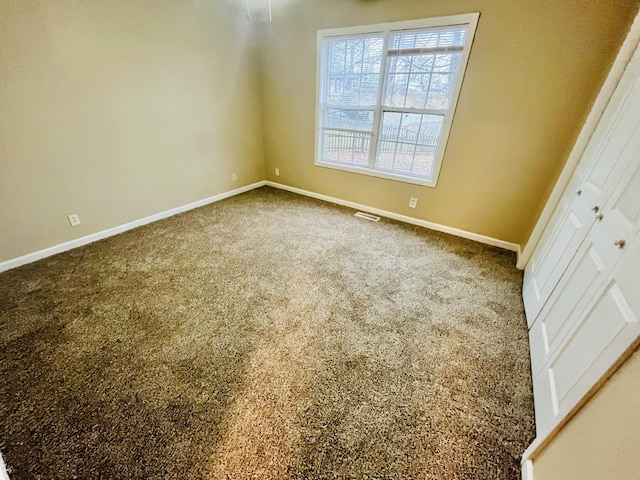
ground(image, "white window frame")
xmin=315 ymin=13 xmax=479 ymax=187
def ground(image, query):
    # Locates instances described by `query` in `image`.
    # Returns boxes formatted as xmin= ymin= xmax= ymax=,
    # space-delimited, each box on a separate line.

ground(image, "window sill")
xmin=315 ymin=160 xmax=438 ymax=187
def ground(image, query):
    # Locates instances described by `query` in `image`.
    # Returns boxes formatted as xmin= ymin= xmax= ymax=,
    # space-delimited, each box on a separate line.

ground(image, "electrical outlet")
xmin=232 ymin=173 xmax=237 ymax=181
xmin=67 ymin=214 xmax=81 ymax=226
xmin=275 ymin=168 xmax=280 ymax=176
xmin=409 ymin=197 xmax=418 ymax=208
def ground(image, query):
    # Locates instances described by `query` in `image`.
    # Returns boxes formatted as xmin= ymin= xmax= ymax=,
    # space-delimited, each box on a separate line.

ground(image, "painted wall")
xmin=2 ymin=0 xmax=638 ymax=262
xmin=0 ymin=0 xmax=265 ymax=263
xmin=258 ymin=0 xmax=639 ymax=246
xmin=532 ymin=349 xmax=640 ymax=480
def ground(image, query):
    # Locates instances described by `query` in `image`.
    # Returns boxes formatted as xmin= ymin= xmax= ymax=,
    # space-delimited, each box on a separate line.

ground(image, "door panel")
xmin=577 ymin=47 xmax=640 ymax=182
xmin=522 ymin=195 xmax=595 ymax=324
xmin=591 ymin=145 xmax=640 ymax=267
xmin=616 ymin=169 xmax=640 ymax=222
xmin=532 ymin=368 xmax=556 ymax=436
xmin=552 ymin=281 xmax=638 ymax=404
xmin=529 ymin=164 xmax=640 ymax=436
xmin=529 ymin=244 xmax=606 ymax=376
xmin=533 ymin=252 xmax=640 ymax=439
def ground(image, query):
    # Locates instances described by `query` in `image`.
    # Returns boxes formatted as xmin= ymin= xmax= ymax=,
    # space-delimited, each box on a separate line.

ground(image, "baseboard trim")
xmin=521 ymin=459 xmax=534 ymax=480
xmin=0 ymin=181 xmax=267 ymax=273
xmin=1 ymin=180 xmax=522 ymax=273
xmin=266 ymin=181 xmax=522 ymax=258
xmin=0 ymin=452 xmax=9 ymax=480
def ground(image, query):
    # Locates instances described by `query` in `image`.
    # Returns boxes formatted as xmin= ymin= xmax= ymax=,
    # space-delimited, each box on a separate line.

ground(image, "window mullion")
xmin=369 ymin=32 xmax=390 ymax=170
xmin=318 ymin=40 xmax=330 ymax=162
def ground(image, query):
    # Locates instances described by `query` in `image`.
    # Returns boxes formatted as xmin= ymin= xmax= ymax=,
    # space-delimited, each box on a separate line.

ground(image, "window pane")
xmin=329 ymin=40 xmax=347 ymax=74
xmin=324 ymin=35 xmax=384 ymax=107
xmin=384 ymin=51 xmax=461 ymax=109
xmin=326 ymin=109 xmax=374 ymax=132
xmin=380 ymin=112 xmax=428 ymax=143
xmin=398 ymin=113 xmax=422 ymax=143
xmin=322 ymin=130 xmax=371 ymax=167
xmin=392 ymin=142 xmax=417 ymax=173
xmin=433 ymin=53 xmax=461 ymax=73
xmin=408 ymin=73 xmax=430 ymax=109
xmin=375 ymin=113 xmax=443 ymax=178
xmin=384 ymin=73 xmax=410 ymax=108
xmin=413 ymin=145 xmax=437 ymax=177
xmin=376 ymin=141 xmax=397 ymax=171
xmin=359 ymin=73 xmax=381 ymax=105
xmin=426 ymin=73 xmax=455 ymax=109
xmin=379 ymin=112 xmax=402 ymax=140
xmin=363 ymin=37 xmax=384 ymax=72
xmin=412 ymin=54 xmax=434 ymax=73
xmin=419 ymin=115 xmax=443 ymax=146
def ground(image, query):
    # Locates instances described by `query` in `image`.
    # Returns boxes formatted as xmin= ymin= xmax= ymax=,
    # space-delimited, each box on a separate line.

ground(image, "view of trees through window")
xmin=318 ymin=23 xmax=471 ymax=183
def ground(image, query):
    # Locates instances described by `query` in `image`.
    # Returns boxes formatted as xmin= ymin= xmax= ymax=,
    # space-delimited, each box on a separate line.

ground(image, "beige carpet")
xmin=0 ymin=186 xmax=535 ymax=479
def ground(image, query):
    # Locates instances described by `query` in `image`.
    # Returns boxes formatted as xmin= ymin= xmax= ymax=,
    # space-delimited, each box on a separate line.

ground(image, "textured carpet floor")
xmin=0 ymin=186 xmax=535 ymax=479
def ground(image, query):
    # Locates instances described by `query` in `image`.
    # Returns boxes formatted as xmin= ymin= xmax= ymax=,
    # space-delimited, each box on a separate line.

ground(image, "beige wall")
xmin=2 ymin=0 xmax=639 ymax=262
xmin=532 ymin=349 xmax=640 ymax=480
xmin=258 ymin=0 xmax=639 ymax=246
xmin=0 ymin=0 xmax=265 ymax=263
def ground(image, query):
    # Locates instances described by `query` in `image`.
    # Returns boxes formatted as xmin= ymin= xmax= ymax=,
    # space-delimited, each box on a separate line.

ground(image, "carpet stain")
xmin=0 ymin=187 xmax=535 ymax=479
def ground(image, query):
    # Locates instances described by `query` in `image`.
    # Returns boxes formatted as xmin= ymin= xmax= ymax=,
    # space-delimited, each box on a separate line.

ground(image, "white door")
xmin=531 ymin=156 xmax=640 ymax=437
xmin=528 ymin=123 xmax=640 ymax=377
xmin=522 ymin=180 xmax=599 ymax=325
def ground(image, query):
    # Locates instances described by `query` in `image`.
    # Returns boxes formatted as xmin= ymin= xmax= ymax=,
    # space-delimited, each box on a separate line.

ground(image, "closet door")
xmin=523 ymin=48 xmax=640 ymax=324
xmin=528 ymin=122 xmax=640 ymax=377
xmin=530 ymin=145 xmax=640 ymax=438
xmin=522 ymin=178 xmax=598 ymax=325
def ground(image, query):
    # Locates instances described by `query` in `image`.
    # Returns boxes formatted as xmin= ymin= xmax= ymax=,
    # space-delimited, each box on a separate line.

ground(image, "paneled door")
xmin=530 ymin=137 xmax=640 ymax=438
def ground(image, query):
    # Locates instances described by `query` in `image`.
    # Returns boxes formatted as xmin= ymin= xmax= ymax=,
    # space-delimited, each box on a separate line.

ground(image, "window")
xmin=315 ymin=14 xmax=479 ymax=187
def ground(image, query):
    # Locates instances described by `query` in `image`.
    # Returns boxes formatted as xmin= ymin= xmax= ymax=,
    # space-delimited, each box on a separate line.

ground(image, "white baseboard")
xmin=1 ymin=179 xmax=521 ymax=273
xmin=266 ymin=181 xmax=522 ymax=259
xmin=521 ymin=459 xmax=534 ymax=480
xmin=0 ymin=181 xmax=267 ymax=273
xmin=0 ymin=452 xmax=9 ymax=480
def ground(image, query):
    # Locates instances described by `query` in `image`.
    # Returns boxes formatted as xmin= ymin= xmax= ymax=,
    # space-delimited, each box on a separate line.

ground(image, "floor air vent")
xmin=354 ymin=212 xmax=380 ymax=222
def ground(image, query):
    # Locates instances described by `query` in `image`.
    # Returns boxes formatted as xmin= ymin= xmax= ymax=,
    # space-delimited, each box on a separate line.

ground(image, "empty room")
xmin=1 ymin=0 xmax=639 ymax=478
